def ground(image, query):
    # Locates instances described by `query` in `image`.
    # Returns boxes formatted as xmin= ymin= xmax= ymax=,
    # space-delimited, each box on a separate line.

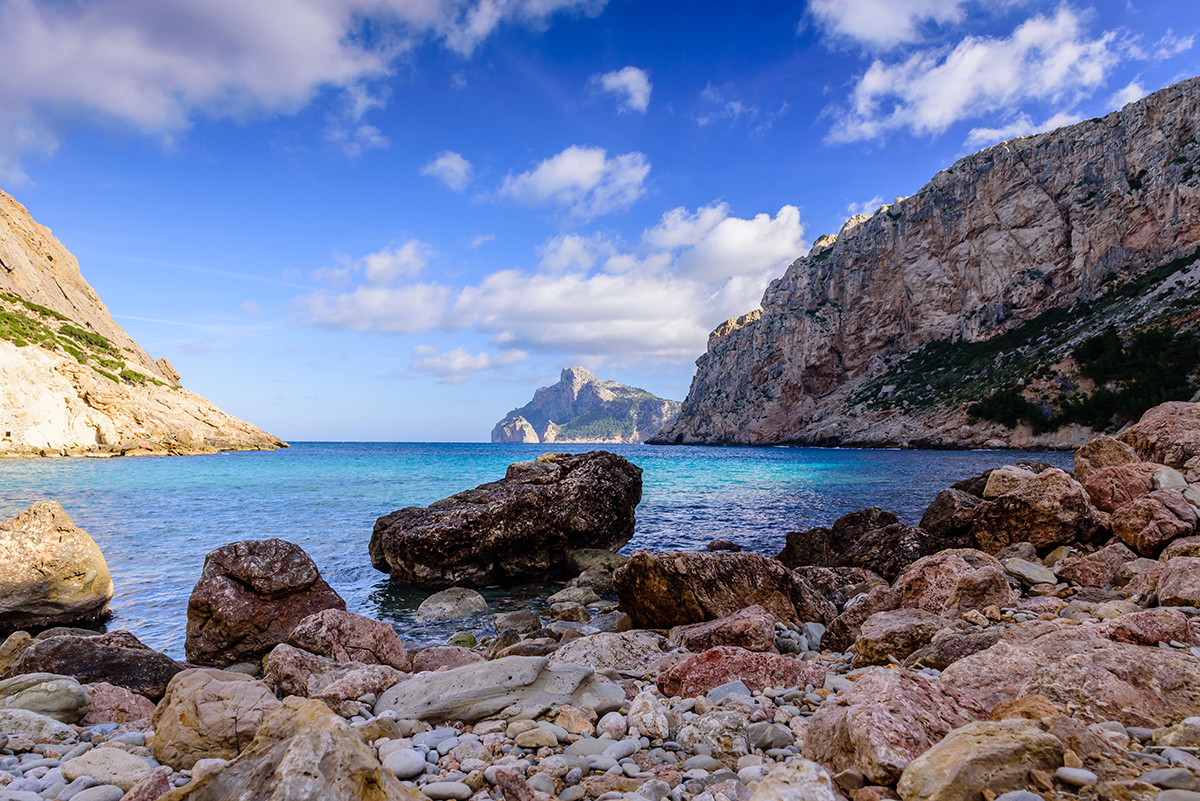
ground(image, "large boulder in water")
xmin=0 ymin=502 xmax=113 ymax=632
xmin=613 ymin=550 xmax=835 ymax=629
xmin=370 ymin=451 xmax=642 ymax=589
xmin=186 ymin=539 xmax=345 ymax=667
xmin=4 ymin=629 xmax=186 ymax=701
xmin=775 ymin=508 xmax=933 ymax=581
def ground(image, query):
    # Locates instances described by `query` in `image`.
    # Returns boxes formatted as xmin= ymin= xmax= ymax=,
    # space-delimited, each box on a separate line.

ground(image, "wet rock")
xmin=157 ymin=697 xmax=418 ymax=801
xmin=547 ymin=630 xmax=671 ymax=674
xmin=970 ymin=468 xmax=1102 ymax=553
xmin=804 ymin=668 xmax=986 ymax=785
xmin=893 ymin=549 xmax=1015 ymax=617
xmin=79 ymin=681 xmax=155 ymax=726
xmin=854 ymin=609 xmax=953 ymax=667
xmin=919 ymin=489 xmax=983 ymax=550
xmin=1053 ymin=542 xmax=1137 ymax=588
xmin=824 ymin=587 xmax=902 ymax=653
xmin=61 ymin=747 xmax=153 ymax=792
xmin=1083 ymin=464 xmax=1158 ymax=513
xmin=613 ymin=550 xmax=835 ymax=629
xmin=1075 ymin=436 xmax=1140 ymax=481
xmin=776 ymin=508 xmax=933 ymax=581
xmin=1155 ymin=557 xmax=1200 ymax=607
xmin=1118 ymin=402 xmax=1200 ymax=479
xmin=415 ymin=587 xmax=490 ymax=622
xmin=0 ymin=501 xmax=113 ymax=632
xmin=896 ymin=719 xmax=1064 ymax=801
xmin=7 ymin=630 xmax=184 ymax=701
xmin=373 ymin=655 xmax=623 ymax=723
xmin=656 ymin=646 xmax=825 ymax=697
xmin=185 ymin=539 xmax=345 ymax=667
xmin=749 ymin=759 xmax=840 ymax=801
xmin=669 ymin=605 xmax=778 ymax=653
xmin=566 ymin=548 xmax=628 ymax=574
xmin=0 ymin=672 xmax=89 ymax=723
xmin=494 ymin=610 xmax=542 ymax=637
xmin=370 ymin=452 xmax=642 ymax=588
xmin=152 ymin=668 xmax=282 ymax=770
xmin=287 ymin=608 xmax=410 ymax=671
xmin=941 ymin=622 xmax=1200 ymax=727
xmin=1113 ymin=491 xmax=1198 ymax=556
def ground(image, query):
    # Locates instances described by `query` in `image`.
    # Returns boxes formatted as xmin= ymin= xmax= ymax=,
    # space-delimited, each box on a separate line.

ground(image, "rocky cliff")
xmin=0 ymin=189 xmax=285 ymax=456
xmin=652 ymin=77 xmax=1200 ymax=449
xmin=492 ymin=366 xmax=681 ymax=444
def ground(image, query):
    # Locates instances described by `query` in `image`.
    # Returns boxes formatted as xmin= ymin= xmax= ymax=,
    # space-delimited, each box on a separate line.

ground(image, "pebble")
xmin=382 ymin=748 xmax=428 ymax=780
xmin=1157 ymin=791 xmax=1200 ymax=801
xmin=1056 ymin=767 xmax=1098 ymax=787
xmin=1144 ymin=769 xmax=1200 ymax=790
xmin=994 ymin=792 xmax=1043 ymax=801
xmin=71 ymin=787 xmax=126 ymax=801
xmin=421 ymin=780 xmax=473 ymax=800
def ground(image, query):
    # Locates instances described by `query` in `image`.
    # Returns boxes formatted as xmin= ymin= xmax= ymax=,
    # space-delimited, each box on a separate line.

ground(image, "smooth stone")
xmin=70 ymin=788 xmax=125 ymax=801
xmin=995 ymin=793 xmax=1043 ymax=801
xmin=527 ymin=773 xmax=557 ymax=795
xmin=603 ymin=739 xmax=640 ymax=761
xmin=1157 ymin=792 xmax=1200 ymax=801
xmin=421 ymin=781 xmax=472 ymax=800
xmin=707 ymin=680 xmax=753 ymax=703
xmin=0 ymin=792 xmax=44 ymax=801
xmin=1143 ymin=769 xmax=1200 ymax=790
xmin=381 ymin=748 xmax=427 ymax=779
xmin=1057 ymin=767 xmax=1098 ymax=787
xmin=565 ymin=738 xmax=612 ymax=757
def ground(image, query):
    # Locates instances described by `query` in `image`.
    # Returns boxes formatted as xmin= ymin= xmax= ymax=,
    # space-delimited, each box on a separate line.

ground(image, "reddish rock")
xmin=656 ymin=646 xmax=825 ymax=698
xmin=981 ymin=465 xmax=1038 ymax=499
xmin=824 ymin=587 xmax=902 ymax=653
xmin=893 ymin=549 xmax=1015 ymax=617
xmin=802 ymin=668 xmax=985 ymax=785
xmin=853 ymin=609 xmax=953 ymax=667
xmin=9 ymin=630 xmax=185 ymax=701
xmin=79 ymin=681 xmax=155 ymax=726
xmin=311 ymin=664 xmax=403 ymax=710
xmin=1155 ymin=556 xmax=1200 ymax=607
xmin=1083 ymin=464 xmax=1158 ymax=513
xmin=1112 ymin=491 xmax=1198 ymax=556
xmin=1075 ymin=436 xmax=1140 ymax=482
xmin=411 ymin=646 xmax=486 ymax=672
xmin=969 ymin=468 xmax=1102 ymax=553
xmin=919 ymin=489 xmax=983 ymax=550
xmin=902 ymin=628 xmax=1004 ymax=670
xmin=121 ymin=770 xmax=171 ymax=801
xmin=1104 ymin=608 xmax=1197 ymax=646
xmin=792 ymin=567 xmax=885 ymax=601
xmin=1163 ymin=536 xmax=1200 ymax=559
xmin=613 ymin=551 xmax=835 ymax=629
xmin=1118 ymin=402 xmax=1200 ymax=479
xmin=1053 ymin=542 xmax=1136 ymax=588
xmin=1125 ymin=561 xmax=1167 ymax=598
xmin=776 ymin=508 xmax=934 ymax=581
xmin=669 ymin=605 xmax=778 ymax=653
xmin=186 ymin=539 xmax=345 ymax=667
xmin=941 ymin=622 xmax=1200 ymax=727
xmin=262 ymin=643 xmax=337 ymax=697
xmin=287 ymin=609 xmax=410 ymax=671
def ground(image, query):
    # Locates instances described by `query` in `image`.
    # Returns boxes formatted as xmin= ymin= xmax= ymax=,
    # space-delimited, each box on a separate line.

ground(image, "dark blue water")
xmin=0 ymin=443 xmax=1071 ymax=655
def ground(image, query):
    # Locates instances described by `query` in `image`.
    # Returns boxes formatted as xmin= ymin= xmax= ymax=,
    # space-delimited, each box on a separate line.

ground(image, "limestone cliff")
xmin=0 ymin=189 xmax=285 ymax=456
xmin=652 ymin=77 xmax=1200 ymax=449
xmin=492 ymin=366 xmax=681 ymax=444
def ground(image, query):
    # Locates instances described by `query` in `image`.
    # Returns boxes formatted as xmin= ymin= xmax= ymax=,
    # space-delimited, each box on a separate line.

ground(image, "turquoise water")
xmin=0 ymin=443 xmax=1072 ymax=656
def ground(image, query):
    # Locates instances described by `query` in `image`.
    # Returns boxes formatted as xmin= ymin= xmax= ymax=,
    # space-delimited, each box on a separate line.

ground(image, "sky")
xmin=2 ymin=0 xmax=1198 ymax=441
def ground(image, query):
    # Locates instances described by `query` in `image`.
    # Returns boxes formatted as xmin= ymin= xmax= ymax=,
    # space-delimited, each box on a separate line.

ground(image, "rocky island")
xmin=1 ymin=400 xmax=1199 ymax=800
xmin=653 ymin=77 xmax=1200 ymax=450
xmin=492 ymin=367 xmax=680 ymax=444
xmin=0 ymin=189 xmax=284 ymax=457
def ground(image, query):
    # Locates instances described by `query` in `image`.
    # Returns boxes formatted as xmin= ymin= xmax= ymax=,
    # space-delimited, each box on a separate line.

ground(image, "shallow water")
xmin=0 ymin=442 xmax=1071 ymax=656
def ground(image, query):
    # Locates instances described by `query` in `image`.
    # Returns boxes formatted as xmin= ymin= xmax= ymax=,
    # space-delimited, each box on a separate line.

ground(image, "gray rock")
xmin=0 ymin=674 xmax=90 ymax=724
xmin=564 ymin=738 xmax=611 ymax=757
xmin=415 ymin=588 xmax=489 ymax=622
xmin=706 ymin=681 xmax=752 ymax=704
xmin=1143 ymin=769 xmax=1200 ymax=790
xmin=0 ymin=791 xmax=45 ymax=801
xmin=677 ymin=711 xmax=749 ymax=758
xmin=1004 ymin=558 xmax=1056 ymax=586
xmin=527 ymin=773 xmax=557 ymax=795
xmin=994 ymin=793 xmax=1043 ymax=801
xmin=748 ymin=722 xmax=794 ymax=751
xmin=373 ymin=655 xmax=622 ymax=722
xmin=801 ymin=623 xmax=826 ymax=650
xmin=1156 ymin=791 xmax=1200 ymax=801
xmin=422 ymin=781 xmax=473 ymax=800
xmin=0 ymin=708 xmax=75 ymax=742
xmin=381 ymin=748 xmax=427 ymax=779
xmin=70 ymin=788 xmax=125 ymax=801
xmin=1056 ymin=767 xmax=1098 ymax=787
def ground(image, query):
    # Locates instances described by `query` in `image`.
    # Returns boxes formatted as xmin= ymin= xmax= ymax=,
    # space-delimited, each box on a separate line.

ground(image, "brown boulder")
xmin=613 ymin=550 xmax=835 ymax=629
xmin=791 ymin=566 xmax=885 ymax=602
xmin=1163 ymin=535 xmax=1200 ymax=559
xmin=1053 ymin=542 xmax=1136 ymax=588
xmin=8 ymin=630 xmax=185 ymax=701
xmin=824 ymin=587 xmax=902 ymax=653
xmin=310 ymin=664 xmax=403 ymax=710
xmin=853 ymin=609 xmax=954 ymax=667
xmin=656 ymin=646 xmax=825 ymax=698
xmin=970 ymin=468 xmax=1102 ymax=553
xmin=903 ymin=628 xmax=1004 ymax=670
xmin=776 ymin=508 xmax=934 ymax=581
xmin=941 ymin=622 xmax=1200 ymax=727
xmin=185 ymin=539 xmax=345 ymax=667
xmin=893 ymin=549 xmax=1015 ymax=617
xmin=981 ymin=465 xmax=1038 ymax=499
xmin=1083 ymin=464 xmax=1158 ymax=513
xmin=803 ymin=668 xmax=985 ymax=785
xmin=79 ymin=682 xmax=156 ymax=726
xmin=669 ymin=605 xmax=778 ymax=653
xmin=1112 ymin=491 xmax=1198 ymax=556
xmin=1155 ymin=556 xmax=1200 ymax=607
xmin=1075 ymin=435 xmax=1140 ymax=481
xmin=1118 ymin=402 xmax=1200 ymax=479
xmin=370 ymin=451 xmax=642 ymax=588
xmin=152 ymin=668 xmax=282 ymax=770
xmin=919 ymin=489 xmax=983 ymax=550
xmin=1105 ymin=608 xmax=1197 ymax=646
xmin=411 ymin=646 xmax=486 ymax=672
xmin=287 ymin=609 xmax=410 ymax=671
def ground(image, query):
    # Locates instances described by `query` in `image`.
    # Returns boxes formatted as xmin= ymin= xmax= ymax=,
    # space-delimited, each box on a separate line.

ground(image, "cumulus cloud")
xmin=807 ymin=0 xmax=968 ymax=49
xmin=362 ymin=241 xmax=433 ymax=284
xmin=421 ymin=150 xmax=474 ymax=191
xmin=497 ymin=145 xmax=650 ymax=219
xmin=0 ymin=0 xmax=606 ymax=182
xmin=592 ymin=66 xmax=652 ymax=113
xmin=826 ymin=7 xmax=1119 ymax=143
xmin=296 ymin=202 xmax=806 ymax=363
xmin=964 ymin=110 xmax=1082 ymax=148
xmin=409 ymin=345 xmax=528 ymax=383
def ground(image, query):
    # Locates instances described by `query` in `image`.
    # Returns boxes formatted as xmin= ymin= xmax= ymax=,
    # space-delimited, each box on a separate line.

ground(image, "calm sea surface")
xmin=0 ymin=442 xmax=1072 ymax=656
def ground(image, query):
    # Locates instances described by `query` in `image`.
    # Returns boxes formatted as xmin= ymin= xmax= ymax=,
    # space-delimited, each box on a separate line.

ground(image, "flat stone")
xmin=0 ymin=673 xmax=89 ymax=724
xmin=1004 ymin=558 xmax=1056 ymax=586
xmin=1057 ymin=767 xmax=1098 ymax=787
xmin=1142 ymin=768 xmax=1200 ymax=790
xmin=415 ymin=588 xmax=489 ymax=623
xmin=61 ymin=748 xmax=153 ymax=791
xmin=708 ymin=681 xmax=753 ymax=703
xmin=381 ymin=748 xmax=427 ymax=779
xmin=70 ymin=788 xmax=124 ymax=801
xmin=421 ymin=781 xmax=472 ymax=800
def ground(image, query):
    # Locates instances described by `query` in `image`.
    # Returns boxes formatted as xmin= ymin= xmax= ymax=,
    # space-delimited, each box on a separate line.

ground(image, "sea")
xmin=0 ymin=442 xmax=1073 ymax=657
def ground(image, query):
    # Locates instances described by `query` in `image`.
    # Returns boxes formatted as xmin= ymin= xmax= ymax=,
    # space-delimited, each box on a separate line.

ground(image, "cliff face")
xmin=492 ymin=366 xmax=681 ymax=444
xmin=0 ymin=189 xmax=285 ymax=457
xmin=653 ymin=77 xmax=1200 ymax=448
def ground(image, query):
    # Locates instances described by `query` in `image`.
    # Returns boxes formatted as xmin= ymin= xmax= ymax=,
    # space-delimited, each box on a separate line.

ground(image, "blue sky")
xmin=2 ymin=0 xmax=1197 ymax=441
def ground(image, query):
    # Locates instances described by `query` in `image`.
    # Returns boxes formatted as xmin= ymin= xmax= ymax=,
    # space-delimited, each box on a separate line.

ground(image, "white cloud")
xmin=592 ymin=66 xmax=652 ymax=113
xmin=1109 ymin=80 xmax=1146 ymax=108
xmin=1151 ymin=29 xmax=1195 ymax=60
xmin=469 ymin=234 xmax=495 ymax=248
xmin=0 ymin=0 xmax=606 ymax=183
xmin=362 ymin=241 xmax=433 ymax=285
xmin=421 ymin=150 xmax=474 ymax=191
xmin=296 ymin=202 xmax=806 ymax=364
xmin=807 ymin=0 xmax=968 ymax=49
xmin=497 ymin=145 xmax=650 ymax=219
xmin=696 ymin=83 xmax=758 ymax=127
xmin=409 ymin=346 xmax=529 ymax=383
xmin=846 ymin=195 xmax=884 ymax=217
xmin=241 ymin=300 xmax=263 ymax=316
xmin=964 ymin=111 xmax=1082 ymax=148
xmin=827 ymin=7 xmax=1119 ymax=143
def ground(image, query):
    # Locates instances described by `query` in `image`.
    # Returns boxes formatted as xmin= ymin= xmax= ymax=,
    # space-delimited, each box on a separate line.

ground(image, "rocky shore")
xmin=3 ymin=402 xmax=1200 ymax=800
